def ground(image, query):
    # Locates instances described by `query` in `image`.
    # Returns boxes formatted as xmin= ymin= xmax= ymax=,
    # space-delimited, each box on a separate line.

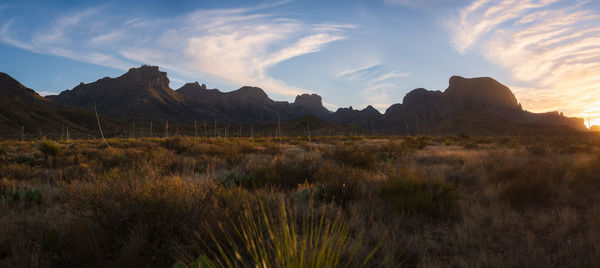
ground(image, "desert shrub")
xmin=249 ymin=156 xmax=317 ymax=189
xmin=0 ymin=163 xmax=39 ymax=181
xmin=214 ymin=172 xmax=252 ymax=187
xmin=97 ymin=150 xmax=133 ymax=169
xmin=402 ymin=136 xmax=428 ymax=150
xmin=526 ymin=143 xmax=549 ymax=156
xmin=39 ymin=140 xmax=61 ymax=157
xmin=380 ymin=172 xmax=459 ymax=219
xmin=378 ymin=140 xmax=416 ymax=161
xmin=162 ymin=136 xmax=194 ymax=154
xmin=313 ymin=161 xmax=366 ymax=206
xmin=62 ymin=175 xmax=215 ymax=266
xmin=177 ymin=201 xmax=382 ymax=268
xmin=1 ymin=186 xmax=43 ymax=205
xmin=13 ymin=155 xmax=35 ymax=166
xmin=492 ymin=161 xmax=560 ymax=209
xmin=329 ymin=143 xmax=377 ymax=169
xmin=566 ymin=156 xmax=600 ymax=202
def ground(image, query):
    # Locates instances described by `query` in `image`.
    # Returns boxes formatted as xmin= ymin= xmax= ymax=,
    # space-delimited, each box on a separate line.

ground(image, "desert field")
xmin=1 ymin=134 xmax=599 ymax=267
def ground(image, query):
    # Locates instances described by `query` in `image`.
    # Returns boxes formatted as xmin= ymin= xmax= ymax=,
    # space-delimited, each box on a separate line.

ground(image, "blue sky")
xmin=1 ymin=0 xmax=599 ymax=126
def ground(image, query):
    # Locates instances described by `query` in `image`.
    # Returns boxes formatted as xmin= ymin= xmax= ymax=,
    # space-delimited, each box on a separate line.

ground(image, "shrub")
xmin=39 ymin=140 xmax=61 ymax=157
xmin=1 ymin=186 xmax=43 ymax=205
xmin=492 ymin=161 xmax=560 ymax=209
xmin=62 ymin=175 xmax=215 ymax=266
xmin=402 ymin=136 xmax=428 ymax=151
xmin=14 ymin=155 xmax=35 ymax=166
xmin=249 ymin=156 xmax=317 ymax=189
xmin=214 ymin=172 xmax=252 ymax=188
xmin=162 ymin=136 xmax=194 ymax=154
xmin=313 ymin=161 xmax=365 ymax=206
xmin=526 ymin=143 xmax=548 ymax=156
xmin=380 ymin=172 xmax=459 ymax=219
xmin=329 ymin=144 xmax=377 ymax=169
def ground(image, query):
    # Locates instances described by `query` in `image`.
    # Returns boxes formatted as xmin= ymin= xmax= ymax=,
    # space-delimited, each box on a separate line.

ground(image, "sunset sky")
xmin=1 ymin=0 xmax=599 ymax=126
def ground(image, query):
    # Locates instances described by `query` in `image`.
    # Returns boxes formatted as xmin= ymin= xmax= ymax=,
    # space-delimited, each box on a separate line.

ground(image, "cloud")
xmin=450 ymin=0 xmax=600 ymax=123
xmin=336 ymin=63 xmax=408 ymax=111
xmin=337 ymin=63 xmax=381 ymax=78
xmin=384 ymin=0 xmax=457 ymax=8
xmin=35 ymin=91 xmax=56 ymax=97
xmin=0 ymin=3 xmax=351 ymax=97
xmin=372 ymin=71 xmax=411 ymax=82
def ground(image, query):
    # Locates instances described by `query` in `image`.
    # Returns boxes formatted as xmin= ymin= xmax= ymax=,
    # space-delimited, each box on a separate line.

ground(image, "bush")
xmin=403 ymin=136 xmax=428 ymax=150
xmin=492 ymin=161 xmax=560 ymax=209
xmin=380 ymin=172 xmax=459 ymax=219
xmin=329 ymin=144 xmax=377 ymax=169
xmin=1 ymin=186 xmax=43 ymax=205
xmin=162 ymin=136 xmax=193 ymax=154
xmin=526 ymin=143 xmax=548 ymax=156
xmin=39 ymin=140 xmax=61 ymax=157
xmin=214 ymin=172 xmax=252 ymax=187
xmin=313 ymin=161 xmax=366 ymax=206
xmin=249 ymin=156 xmax=317 ymax=189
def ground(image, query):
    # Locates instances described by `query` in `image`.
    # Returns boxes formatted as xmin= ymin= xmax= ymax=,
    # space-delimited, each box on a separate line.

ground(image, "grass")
xmin=0 ymin=134 xmax=599 ymax=267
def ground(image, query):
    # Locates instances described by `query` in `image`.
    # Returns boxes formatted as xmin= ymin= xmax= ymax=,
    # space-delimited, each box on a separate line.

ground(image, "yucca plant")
xmin=175 ymin=200 xmax=384 ymax=268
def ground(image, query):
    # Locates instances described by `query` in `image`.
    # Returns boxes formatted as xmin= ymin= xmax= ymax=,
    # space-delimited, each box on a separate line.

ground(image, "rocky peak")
xmin=234 ymin=86 xmax=267 ymax=97
xmin=294 ymin=93 xmax=323 ymax=107
xmin=121 ymin=65 xmax=170 ymax=87
xmin=444 ymin=76 xmax=520 ymax=110
xmin=362 ymin=105 xmax=381 ymax=115
xmin=403 ymin=88 xmax=443 ymax=106
xmin=178 ymin=82 xmax=208 ymax=92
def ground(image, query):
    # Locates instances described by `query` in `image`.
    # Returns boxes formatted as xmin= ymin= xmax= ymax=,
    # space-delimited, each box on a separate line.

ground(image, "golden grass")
xmin=0 ymin=134 xmax=599 ymax=267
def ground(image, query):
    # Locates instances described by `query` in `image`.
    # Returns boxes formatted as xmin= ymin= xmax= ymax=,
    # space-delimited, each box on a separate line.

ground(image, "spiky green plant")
xmin=176 ymin=200 xmax=384 ymax=268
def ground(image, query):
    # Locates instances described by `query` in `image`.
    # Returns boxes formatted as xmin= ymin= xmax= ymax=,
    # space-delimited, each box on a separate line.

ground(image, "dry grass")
xmin=0 ymin=134 xmax=599 ymax=267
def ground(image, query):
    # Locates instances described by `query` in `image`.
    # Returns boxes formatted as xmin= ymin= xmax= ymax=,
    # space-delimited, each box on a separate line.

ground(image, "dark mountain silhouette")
xmin=331 ymin=105 xmax=384 ymax=133
xmin=0 ymin=73 xmax=49 ymax=104
xmin=2 ymin=66 xmax=588 ymax=136
xmin=0 ymin=73 xmax=122 ymax=138
xmin=370 ymin=76 xmax=586 ymax=134
xmin=49 ymin=65 xmax=192 ymax=121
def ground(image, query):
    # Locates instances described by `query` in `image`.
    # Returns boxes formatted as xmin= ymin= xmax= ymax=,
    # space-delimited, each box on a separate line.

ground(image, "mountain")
xmin=331 ymin=105 xmax=384 ymax=133
xmin=0 ymin=73 xmax=122 ymax=139
xmin=591 ymin=125 xmax=600 ymax=132
xmin=0 ymin=73 xmax=49 ymax=104
xmin=49 ymin=65 xmax=192 ymax=122
xmin=5 ymin=66 xmax=587 ymax=136
xmin=371 ymin=76 xmax=586 ymax=134
xmin=50 ymin=66 xmax=332 ymax=124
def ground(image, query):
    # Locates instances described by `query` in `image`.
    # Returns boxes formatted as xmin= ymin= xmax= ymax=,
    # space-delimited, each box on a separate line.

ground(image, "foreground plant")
xmin=175 ymin=200 xmax=385 ymax=268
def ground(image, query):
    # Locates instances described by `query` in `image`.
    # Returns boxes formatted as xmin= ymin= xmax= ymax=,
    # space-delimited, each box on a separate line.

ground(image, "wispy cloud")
xmin=384 ymin=0 xmax=457 ymax=9
xmin=337 ymin=63 xmax=408 ymax=111
xmin=450 ymin=0 xmax=600 ymax=124
xmin=337 ymin=63 xmax=381 ymax=78
xmin=0 ymin=3 xmax=351 ymax=97
xmin=372 ymin=71 xmax=410 ymax=83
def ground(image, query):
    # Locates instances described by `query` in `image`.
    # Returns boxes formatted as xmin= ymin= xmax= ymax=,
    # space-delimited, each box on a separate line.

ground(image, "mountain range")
xmin=0 ymin=65 xmax=587 ymax=138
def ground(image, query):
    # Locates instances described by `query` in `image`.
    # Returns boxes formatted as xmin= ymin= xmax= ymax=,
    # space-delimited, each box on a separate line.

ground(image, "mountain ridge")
xmin=3 ymin=65 xmax=588 ymax=135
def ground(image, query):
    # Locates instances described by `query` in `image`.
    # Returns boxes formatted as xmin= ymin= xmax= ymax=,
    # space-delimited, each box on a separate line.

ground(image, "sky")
xmin=1 ymin=0 xmax=599 ymax=127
